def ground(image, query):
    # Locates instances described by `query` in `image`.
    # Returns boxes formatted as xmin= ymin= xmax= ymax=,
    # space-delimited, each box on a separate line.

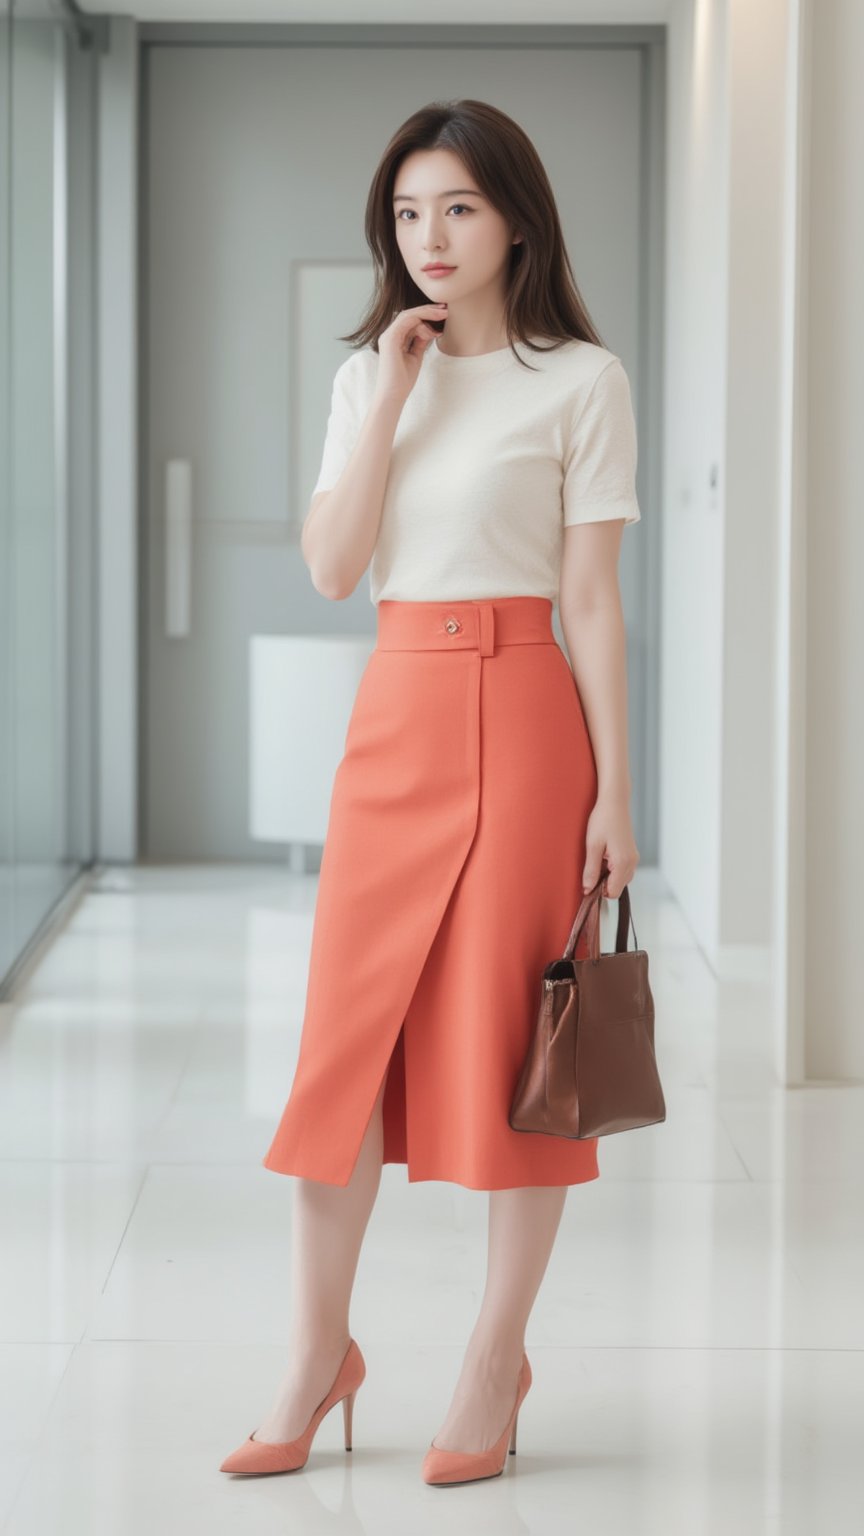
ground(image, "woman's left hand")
xmin=582 ymin=793 xmax=640 ymax=899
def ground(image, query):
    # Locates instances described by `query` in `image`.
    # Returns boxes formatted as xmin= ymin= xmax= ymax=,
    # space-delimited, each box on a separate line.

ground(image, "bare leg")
xmin=430 ymin=1185 xmax=569 ymax=1453
xmin=253 ymin=1074 xmax=387 ymax=1443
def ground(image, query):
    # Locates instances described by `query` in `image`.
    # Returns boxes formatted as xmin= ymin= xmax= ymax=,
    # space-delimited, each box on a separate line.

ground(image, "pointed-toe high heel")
xmin=421 ymin=1352 xmax=532 ymax=1486
xmin=219 ymin=1337 xmax=366 ymax=1476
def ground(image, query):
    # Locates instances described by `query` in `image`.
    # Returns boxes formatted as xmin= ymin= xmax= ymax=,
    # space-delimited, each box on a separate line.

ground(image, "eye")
xmin=395 ymin=204 xmax=475 ymax=221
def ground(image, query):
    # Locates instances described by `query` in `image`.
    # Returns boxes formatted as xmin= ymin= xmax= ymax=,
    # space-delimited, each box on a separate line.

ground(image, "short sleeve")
xmin=312 ymin=355 xmax=362 ymax=496
xmin=562 ymin=357 xmax=641 ymax=527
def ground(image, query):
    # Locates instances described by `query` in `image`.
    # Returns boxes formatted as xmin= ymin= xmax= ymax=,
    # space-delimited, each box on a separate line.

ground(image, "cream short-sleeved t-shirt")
xmin=311 ymin=333 xmax=641 ymax=606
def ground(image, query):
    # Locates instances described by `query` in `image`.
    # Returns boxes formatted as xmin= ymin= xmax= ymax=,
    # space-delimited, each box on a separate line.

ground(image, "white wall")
xmin=661 ymin=0 xmax=800 ymax=1000
xmin=661 ymin=0 xmax=862 ymax=1084
xmin=722 ymin=0 xmax=789 ymax=960
xmin=659 ymin=0 xmax=729 ymax=960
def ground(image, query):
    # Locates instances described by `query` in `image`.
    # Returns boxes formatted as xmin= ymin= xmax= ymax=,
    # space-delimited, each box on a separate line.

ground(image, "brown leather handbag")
xmin=509 ymin=870 xmax=666 ymax=1139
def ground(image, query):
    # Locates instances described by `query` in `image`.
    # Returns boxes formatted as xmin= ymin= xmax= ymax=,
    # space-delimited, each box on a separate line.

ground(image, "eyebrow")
xmin=393 ymin=189 xmax=485 ymax=203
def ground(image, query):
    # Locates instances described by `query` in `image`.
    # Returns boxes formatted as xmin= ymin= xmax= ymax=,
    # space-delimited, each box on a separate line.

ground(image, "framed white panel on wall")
xmin=288 ymin=258 xmax=374 ymax=536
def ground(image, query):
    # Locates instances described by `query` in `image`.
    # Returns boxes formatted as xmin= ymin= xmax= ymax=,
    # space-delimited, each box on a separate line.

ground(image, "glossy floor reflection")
xmin=0 ymin=864 xmax=861 ymax=1534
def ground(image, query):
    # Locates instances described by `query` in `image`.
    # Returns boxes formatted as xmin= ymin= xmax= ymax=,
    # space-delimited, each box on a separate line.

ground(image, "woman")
xmin=221 ymin=97 xmax=641 ymax=1486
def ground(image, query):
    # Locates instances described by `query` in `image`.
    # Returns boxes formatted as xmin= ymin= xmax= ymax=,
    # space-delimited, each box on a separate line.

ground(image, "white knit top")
xmin=311 ymin=333 xmax=641 ymax=606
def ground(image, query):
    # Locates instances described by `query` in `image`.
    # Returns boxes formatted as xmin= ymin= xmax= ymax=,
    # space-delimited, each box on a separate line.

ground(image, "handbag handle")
xmin=562 ymin=867 xmax=639 ymax=965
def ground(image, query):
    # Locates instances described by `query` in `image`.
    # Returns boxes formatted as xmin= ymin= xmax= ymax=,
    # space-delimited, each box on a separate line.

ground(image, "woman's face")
xmin=392 ymin=147 xmax=520 ymax=309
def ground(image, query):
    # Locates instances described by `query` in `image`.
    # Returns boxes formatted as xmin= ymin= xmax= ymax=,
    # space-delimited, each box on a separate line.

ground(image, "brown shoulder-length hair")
xmin=339 ymin=98 xmax=606 ymax=371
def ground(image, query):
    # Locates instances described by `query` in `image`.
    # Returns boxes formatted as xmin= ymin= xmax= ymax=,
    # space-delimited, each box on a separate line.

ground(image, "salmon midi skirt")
xmin=262 ymin=595 xmax=601 ymax=1192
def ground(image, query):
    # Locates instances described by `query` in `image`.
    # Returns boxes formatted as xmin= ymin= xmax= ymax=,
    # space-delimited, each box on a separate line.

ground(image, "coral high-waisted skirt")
xmin=262 ymin=595 xmax=601 ymax=1191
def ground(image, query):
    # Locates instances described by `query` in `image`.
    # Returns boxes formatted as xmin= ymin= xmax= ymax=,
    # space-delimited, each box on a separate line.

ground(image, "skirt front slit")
xmin=262 ymin=595 xmax=601 ymax=1191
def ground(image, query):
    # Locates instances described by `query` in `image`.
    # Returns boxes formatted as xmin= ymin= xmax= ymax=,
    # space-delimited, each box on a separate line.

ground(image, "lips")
xmin=423 ymin=265 xmax=455 ymax=274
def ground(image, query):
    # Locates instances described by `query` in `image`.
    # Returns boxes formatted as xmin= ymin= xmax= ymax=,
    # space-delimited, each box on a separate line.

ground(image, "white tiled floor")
xmin=1 ymin=863 xmax=862 ymax=1533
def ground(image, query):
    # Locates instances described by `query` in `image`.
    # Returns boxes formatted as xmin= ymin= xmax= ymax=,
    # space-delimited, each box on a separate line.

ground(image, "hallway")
xmin=0 ymin=865 xmax=861 ymax=1531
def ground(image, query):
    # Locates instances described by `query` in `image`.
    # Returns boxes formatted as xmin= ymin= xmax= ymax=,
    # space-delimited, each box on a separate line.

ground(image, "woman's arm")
xmin=303 ymin=304 xmax=447 ymax=600
xmin=558 ymin=518 xmax=640 ymax=899
xmin=301 ymin=392 xmax=404 ymax=600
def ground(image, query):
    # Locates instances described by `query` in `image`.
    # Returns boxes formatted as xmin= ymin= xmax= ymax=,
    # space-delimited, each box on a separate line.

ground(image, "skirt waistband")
xmin=375 ymin=596 xmax=555 ymax=655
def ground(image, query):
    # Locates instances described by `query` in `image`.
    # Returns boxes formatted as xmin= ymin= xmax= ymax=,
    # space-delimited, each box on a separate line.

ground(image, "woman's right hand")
xmin=374 ymin=303 xmax=449 ymax=403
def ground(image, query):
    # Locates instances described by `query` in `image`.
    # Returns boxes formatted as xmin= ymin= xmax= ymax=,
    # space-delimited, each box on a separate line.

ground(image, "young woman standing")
xmin=221 ymin=97 xmax=641 ymax=1487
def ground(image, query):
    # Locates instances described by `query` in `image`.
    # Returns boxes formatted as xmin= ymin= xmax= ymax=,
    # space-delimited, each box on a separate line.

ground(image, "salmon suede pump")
xmin=219 ymin=1338 xmax=366 ymax=1476
xmin=421 ymin=1353 xmax=533 ymax=1486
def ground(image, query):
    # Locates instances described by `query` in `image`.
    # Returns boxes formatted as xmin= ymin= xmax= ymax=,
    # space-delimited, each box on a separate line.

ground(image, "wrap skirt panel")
xmin=262 ymin=595 xmax=601 ymax=1191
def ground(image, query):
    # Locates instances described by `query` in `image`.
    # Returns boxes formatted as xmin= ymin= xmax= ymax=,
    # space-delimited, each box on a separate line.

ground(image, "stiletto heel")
xmin=421 ymin=1352 xmax=532 ymax=1486
xmin=343 ymin=1388 xmax=355 ymax=1450
xmin=220 ymin=1338 xmax=366 ymax=1476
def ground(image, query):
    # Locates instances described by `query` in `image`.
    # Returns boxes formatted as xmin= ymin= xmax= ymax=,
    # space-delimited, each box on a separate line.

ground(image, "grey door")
xmin=142 ymin=32 xmax=661 ymax=861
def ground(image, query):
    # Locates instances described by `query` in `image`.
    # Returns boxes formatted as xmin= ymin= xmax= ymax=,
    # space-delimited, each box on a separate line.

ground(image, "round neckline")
xmin=428 ymin=332 xmax=540 ymax=378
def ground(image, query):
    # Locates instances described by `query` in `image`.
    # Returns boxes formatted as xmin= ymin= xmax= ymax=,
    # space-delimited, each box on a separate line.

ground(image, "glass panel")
xmin=11 ymin=7 xmax=69 ymax=946
xmin=1 ymin=0 xmax=95 ymax=989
